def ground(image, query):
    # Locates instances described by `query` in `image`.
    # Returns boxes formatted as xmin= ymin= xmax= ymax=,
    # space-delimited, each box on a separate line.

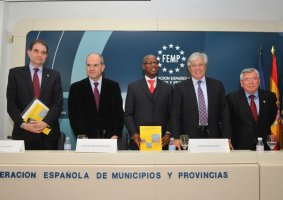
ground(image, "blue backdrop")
xmin=26 ymin=31 xmax=283 ymax=147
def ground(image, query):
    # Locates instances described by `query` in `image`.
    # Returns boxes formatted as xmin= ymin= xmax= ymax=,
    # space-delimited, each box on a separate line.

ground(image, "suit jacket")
xmin=68 ymin=77 xmax=124 ymax=138
xmin=171 ymin=77 xmax=231 ymax=139
xmin=124 ymin=78 xmax=173 ymax=137
xmin=6 ymin=65 xmax=63 ymax=141
xmin=227 ymin=89 xmax=277 ymax=150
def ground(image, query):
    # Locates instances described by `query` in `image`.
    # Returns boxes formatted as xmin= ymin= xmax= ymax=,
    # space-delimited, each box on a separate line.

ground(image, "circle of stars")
xmin=156 ymin=43 xmax=186 ymax=75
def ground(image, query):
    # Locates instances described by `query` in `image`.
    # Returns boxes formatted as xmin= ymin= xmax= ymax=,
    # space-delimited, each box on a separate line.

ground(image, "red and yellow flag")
xmin=270 ymin=46 xmax=282 ymax=149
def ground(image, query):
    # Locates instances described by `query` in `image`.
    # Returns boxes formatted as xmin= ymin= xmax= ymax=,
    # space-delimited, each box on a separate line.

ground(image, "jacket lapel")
xmin=24 ymin=66 xmax=34 ymax=98
xmin=83 ymin=78 xmax=98 ymax=113
xmin=239 ymin=90 xmax=256 ymax=122
xmin=188 ymin=77 xmax=199 ymax=117
xmin=40 ymin=67 xmax=49 ymax=98
xmin=142 ymin=78 xmax=154 ymax=101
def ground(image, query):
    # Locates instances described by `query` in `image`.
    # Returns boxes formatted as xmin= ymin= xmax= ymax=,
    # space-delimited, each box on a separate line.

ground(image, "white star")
xmin=175 ymin=45 xmax=180 ymax=50
xmin=169 ymin=69 xmax=173 ymax=74
xmin=182 ymin=56 xmax=186 ymax=61
xmin=180 ymin=63 xmax=185 ymax=68
xmin=158 ymin=50 xmax=163 ymax=55
xmin=175 ymin=68 xmax=180 ymax=73
xmin=169 ymin=44 xmax=174 ymax=48
xmin=159 ymin=63 xmax=162 ymax=67
xmin=162 ymin=45 xmax=167 ymax=50
xmin=162 ymin=67 xmax=167 ymax=72
xmin=180 ymin=50 xmax=184 ymax=55
xmin=157 ymin=56 xmax=160 ymax=61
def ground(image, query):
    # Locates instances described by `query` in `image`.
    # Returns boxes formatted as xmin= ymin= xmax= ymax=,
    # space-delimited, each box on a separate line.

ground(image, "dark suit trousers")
xmin=196 ymin=126 xmax=209 ymax=138
xmin=23 ymin=135 xmax=58 ymax=150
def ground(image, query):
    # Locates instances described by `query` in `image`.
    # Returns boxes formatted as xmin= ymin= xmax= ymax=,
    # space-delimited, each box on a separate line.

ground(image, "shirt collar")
xmin=145 ymin=75 xmax=157 ymax=82
xmin=29 ymin=64 xmax=43 ymax=72
xmin=244 ymin=90 xmax=259 ymax=99
xmin=191 ymin=77 xmax=206 ymax=86
xmin=89 ymin=76 xmax=102 ymax=85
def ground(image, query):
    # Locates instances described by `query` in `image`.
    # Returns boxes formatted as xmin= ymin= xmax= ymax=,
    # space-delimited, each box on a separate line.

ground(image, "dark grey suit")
xmin=124 ymin=78 xmax=173 ymax=146
xmin=6 ymin=65 xmax=63 ymax=149
xmin=171 ymin=77 xmax=231 ymax=139
xmin=227 ymin=89 xmax=277 ymax=150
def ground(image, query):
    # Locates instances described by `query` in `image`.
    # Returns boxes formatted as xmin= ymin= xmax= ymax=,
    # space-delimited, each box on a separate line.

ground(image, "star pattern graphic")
xmin=157 ymin=43 xmax=186 ymax=75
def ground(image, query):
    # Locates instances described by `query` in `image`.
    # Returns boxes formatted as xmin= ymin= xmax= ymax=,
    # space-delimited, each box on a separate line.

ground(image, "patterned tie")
xmin=249 ymin=95 xmax=258 ymax=122
xmin=197 ymin=80 xmax=208 ymax=125
xmin=93 ymin=82 xmax=100 ymax=111
xmin=33 ymin=68 xmax=40 ymax=98
xmin=148 ymin=79 xmax=155 ymax=94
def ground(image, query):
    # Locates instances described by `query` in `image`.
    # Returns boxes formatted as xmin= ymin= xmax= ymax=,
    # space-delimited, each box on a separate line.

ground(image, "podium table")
xmin=0 ymin=151 xmax=282 ymax=200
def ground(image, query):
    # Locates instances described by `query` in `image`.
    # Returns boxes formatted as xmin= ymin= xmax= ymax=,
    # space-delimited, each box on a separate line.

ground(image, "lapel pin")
xmin=46 ymin=74 xmax=50 ymax=77
xmin=263 ymin=100 xmax=266 ymax=103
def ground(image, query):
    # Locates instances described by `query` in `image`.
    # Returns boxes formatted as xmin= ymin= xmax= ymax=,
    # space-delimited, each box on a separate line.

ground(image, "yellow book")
xmin=22 ymin=99 xmax=51 ymax=135
xmin=140 ymin=126 xmax=162 ymax=151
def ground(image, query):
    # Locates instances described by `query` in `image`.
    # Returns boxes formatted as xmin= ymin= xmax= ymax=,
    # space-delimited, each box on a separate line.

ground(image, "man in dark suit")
xmin=227 ymin=68 xmax=277 ymax=150
xmin=171 ymin=52 xmax=232 ymax=149
xmin=124 ymin=54 xmax=173 ymax=150
xmin=68 ymin=52 xmax=124 ymax=139
xmin=6 ymin=39 xmax=63 ymax=150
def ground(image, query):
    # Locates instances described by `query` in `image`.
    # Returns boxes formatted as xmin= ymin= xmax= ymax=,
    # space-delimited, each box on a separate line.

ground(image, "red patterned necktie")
xmin=33 ymin=68 xmax=40 ymax=98
xmin=249 ymin=95 xmax=258 ymax=122
xmin=93 ymin=82 xmax=100 ymax=111
xmin=148 ymin=79 xmax=155 ymax=94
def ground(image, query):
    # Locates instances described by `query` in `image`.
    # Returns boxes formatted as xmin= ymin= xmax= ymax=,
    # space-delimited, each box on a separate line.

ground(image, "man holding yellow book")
xmin=125 ymin=55 xmax=173 ymax=150
xmin=6 ymin=39 xmax=63 ymax=150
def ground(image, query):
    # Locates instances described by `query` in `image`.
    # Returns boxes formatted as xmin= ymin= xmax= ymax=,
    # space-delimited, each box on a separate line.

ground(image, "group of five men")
xmin=6 ymin=39 xmax=278 ymax=150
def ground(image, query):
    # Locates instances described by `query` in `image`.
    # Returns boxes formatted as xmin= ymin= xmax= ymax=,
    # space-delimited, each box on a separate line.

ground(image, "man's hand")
xmin=132 ymin=133 xmax=141 ymax=149
xmin=162 ymin=133 xmax=170 ymax=147
xmin=21 ymin=121 xmax=49 ymax=134
xmin=111 ymin=135 xmax=119 ymax=139
xmin=228 ymin=139 xmax=234 ymax=150
xmin=174 ymin=139 xmax=181 ymax=150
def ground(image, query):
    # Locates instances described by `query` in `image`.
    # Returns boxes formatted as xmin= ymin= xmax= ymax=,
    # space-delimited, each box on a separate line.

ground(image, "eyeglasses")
xmin=144 ymin=61 xmax=159 ymax=65
xmin=242 ymin=77 xmax=259 ymax=82
xmin=190 ymin=63 xmax=205 ymax=68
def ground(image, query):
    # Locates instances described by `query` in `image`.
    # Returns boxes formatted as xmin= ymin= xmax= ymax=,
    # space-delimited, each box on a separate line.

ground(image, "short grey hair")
xmin=86 ymin=52 xmax=104 ymax=65
xmin=187 ymin=52 xmax=208 ymax=67
xmin=240 ymin=68 xmax=259 ymax=80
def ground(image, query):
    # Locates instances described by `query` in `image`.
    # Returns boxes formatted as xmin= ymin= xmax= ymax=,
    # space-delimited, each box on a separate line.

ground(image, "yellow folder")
xmin=140 ymin=126 xmax=162 ymax=151
xmin=22 ymin=99 xmax=51 ymax=135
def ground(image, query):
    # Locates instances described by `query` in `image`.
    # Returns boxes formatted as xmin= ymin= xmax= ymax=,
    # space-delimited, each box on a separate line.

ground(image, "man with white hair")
xmin=171 ymin=52 xmax=232 ymax=149
xmin=227 ymin=68 xmax=277 ymax=150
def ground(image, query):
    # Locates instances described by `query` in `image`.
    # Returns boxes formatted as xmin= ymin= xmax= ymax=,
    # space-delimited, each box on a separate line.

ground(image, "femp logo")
xmin=157 ymin=43 xmax=188 ymax=84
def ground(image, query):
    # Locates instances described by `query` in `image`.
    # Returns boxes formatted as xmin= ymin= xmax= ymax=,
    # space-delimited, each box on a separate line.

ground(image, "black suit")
xmin=6 ymin=65 xmax=63 ymax=150
xmin=227 ymin=89 xmax=277 ymax=150
xmin=171 ymin=77 xmax=231 ymax=139
xmin=124 ymin=78 xmax=173 ymax=149
xmin=68 ymin=77 xmax=124 ymax=138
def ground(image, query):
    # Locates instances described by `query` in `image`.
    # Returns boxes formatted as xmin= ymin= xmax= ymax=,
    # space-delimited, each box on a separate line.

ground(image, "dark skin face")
xmin=142 ymin=55 xmax=159 ymax=79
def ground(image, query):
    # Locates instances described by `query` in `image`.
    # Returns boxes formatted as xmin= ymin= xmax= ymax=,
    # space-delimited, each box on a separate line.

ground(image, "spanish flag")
xmin=270 ymin=46 xmax=282 ymax=149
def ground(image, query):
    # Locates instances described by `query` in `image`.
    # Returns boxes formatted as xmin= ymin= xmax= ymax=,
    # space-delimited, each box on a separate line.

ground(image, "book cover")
xmin=140 ymin=126 xmax=162 ymax=151
xmin=22 ymin=99 xmax=51 ymax=135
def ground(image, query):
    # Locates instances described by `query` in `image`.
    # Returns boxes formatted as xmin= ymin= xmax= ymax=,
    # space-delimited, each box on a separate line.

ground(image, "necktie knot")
xmin=34 ymin=68 xmax=39 ymax=73
xmin=148 ymin=79 xmax=155 ymax=93
xmin=94 ymin=82 xmax=99 ymax=88
xmin=198 ymin=80 xmax=202 ymax=86
xmin=249 ymin=95 xmax=255 ymax=100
